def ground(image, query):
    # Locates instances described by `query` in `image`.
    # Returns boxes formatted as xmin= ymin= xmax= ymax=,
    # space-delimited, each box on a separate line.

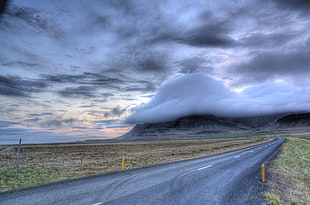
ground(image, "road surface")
xmin=0 ymin=138 xmax=285 ymax=205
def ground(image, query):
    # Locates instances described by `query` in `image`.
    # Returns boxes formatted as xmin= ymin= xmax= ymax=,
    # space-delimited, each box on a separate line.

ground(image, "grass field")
xmin=0 ymin=136 xmax=270 ymax=192
xmin=268 ymin=135 xmax=310 ymax=205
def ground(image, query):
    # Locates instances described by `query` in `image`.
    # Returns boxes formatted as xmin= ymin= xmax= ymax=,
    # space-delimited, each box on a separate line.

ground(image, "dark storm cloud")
xmin=0 ymin=75 xmax=47 ymax=97
xmin=228 ymin=48 xmax=310 ymax=86
xmin=0 ymin=0 xmax=9 ymax=15
xmin=139 ymin=11 xmax=236 ymax=48
xmin=271 ymin=0 xmax=310 ymax=12
xmin=180 ymin=22 xmax=235 ymax=48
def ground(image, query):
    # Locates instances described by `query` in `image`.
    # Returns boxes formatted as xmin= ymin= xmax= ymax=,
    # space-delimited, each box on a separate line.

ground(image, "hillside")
xmin=120 ymin=113 xmax=294 ymax=139
xmin=269 ymin=113 xmax=310 ymax=129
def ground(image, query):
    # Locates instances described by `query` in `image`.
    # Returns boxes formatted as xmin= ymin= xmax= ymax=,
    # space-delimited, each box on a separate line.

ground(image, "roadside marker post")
xmin=121 ymin=156 xmax=125 ymax=171
xmin=261 ymin=164 xmax=265 ymax=183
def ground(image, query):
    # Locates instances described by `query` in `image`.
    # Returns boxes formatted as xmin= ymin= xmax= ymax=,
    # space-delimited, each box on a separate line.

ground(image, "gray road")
xmin=0 ymin=138 xmax=285 ymax=205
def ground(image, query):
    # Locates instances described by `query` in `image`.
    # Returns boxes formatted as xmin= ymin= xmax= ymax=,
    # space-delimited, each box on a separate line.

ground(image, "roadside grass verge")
xmin=0 ymin=166 xmax=73 ymax=191
xmin=268 ymin=136 xmax=310 ymax=205
xmin=0 ymin=136 xmax=270 ymax=192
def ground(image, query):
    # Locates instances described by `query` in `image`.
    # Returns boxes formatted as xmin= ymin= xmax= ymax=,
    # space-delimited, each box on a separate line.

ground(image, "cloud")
xmin=41 ymin=72 xmax=122 ymax=98
xmin=271 ymin=0 xmax=310 ymax=12
xmin=177 ymin=57 xmax=210 ymax=74
xmin=43 ymin=72 xmax=122 ymax=86
xmin=38 ymin=118 xmax=79 ymax=129
xmin=127 ymin=74 xmax=310 ymax=123
xmin=0 ymin=75 xmax=47 ymax=97
xmin=0 ymin=120 xmax=20 ymax=128
xmin=79 ymin=105 xmax=96 ymax=108
xmin=5 ymin=6 xmax=50 ymax=30
xmin=123 ymin=80 xmax=156 ymax=92
xmin=92 ymin=119 xmax=130 ymax=129
xmin=27 ymin=113 xmax=53 ymax=117
xmin=238 ymin=32 xmax=295 ymax=48
xmin=59 ymin=86 xmax=97 ymax=98
xmin=104 ymin=106 xmax=127 ymax=118
xmin=136 ymin=8 xmax=236 ymax=48
xmin=226 ymin=47 xmax=310 ymax=86
xmin=24 ymin=117 xmax=41 ymax=124
xmin=179 ymin=20 xmax=235 ymax=48
xmin=0 ymin=0 xmax=9 ymax=15
xmin=1 ymin=0 xmax=310 ymax=143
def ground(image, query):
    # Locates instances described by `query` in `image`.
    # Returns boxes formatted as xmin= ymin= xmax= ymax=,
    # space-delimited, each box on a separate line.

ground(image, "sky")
xmin=0 ymin=0 xmax=310 ymax=144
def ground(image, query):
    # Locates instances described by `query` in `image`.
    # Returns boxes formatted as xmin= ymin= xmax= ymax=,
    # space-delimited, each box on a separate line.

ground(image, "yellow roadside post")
xmin=261 ymin=164 xmax=265 ymax=183
xmin=121 ymin=156 xmax=125 ymax=171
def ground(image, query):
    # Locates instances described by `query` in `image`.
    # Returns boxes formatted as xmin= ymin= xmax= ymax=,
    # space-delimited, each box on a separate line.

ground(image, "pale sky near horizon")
xmin=1 ymin=0 xmax=310 ymax=144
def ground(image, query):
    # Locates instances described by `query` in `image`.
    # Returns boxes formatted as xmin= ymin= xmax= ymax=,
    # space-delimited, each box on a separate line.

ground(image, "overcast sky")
xmin=1 ymin=0 xmax=310 ymax=144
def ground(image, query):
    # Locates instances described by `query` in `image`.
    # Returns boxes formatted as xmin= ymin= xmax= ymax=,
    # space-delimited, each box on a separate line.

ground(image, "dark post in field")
xmin=15 ymin=138 xmax=22 ymax=173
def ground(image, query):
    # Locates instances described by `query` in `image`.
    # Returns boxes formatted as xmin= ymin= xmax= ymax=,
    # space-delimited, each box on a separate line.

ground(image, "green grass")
xmin=269 ymin=137 xmax=310 ymax=205
xmin=0 ymin=166 xmax=72 ymax=191
xmin=264 ymin=193 xmax=281 ymax=205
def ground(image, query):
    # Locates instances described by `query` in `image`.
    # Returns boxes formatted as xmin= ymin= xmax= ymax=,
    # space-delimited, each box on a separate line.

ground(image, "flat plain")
xmin=0 ymin=136 xmax=270 ymax=192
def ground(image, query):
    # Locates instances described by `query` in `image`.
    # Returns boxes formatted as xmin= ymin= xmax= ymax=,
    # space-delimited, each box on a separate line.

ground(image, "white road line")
xmin=233 ymin=155 xmax=240 ymax=158
xmin=91 ymin=202 xmax=102 ymax=205
xmin=197 ymin=165 xmax=212 ymax=170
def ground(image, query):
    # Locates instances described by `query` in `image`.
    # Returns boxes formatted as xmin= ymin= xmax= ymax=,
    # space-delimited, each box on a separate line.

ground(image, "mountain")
xmin=269 ymin=113 xmax=310 ymax=129
xmin=120 ymin=113 xmax=296 ymax=139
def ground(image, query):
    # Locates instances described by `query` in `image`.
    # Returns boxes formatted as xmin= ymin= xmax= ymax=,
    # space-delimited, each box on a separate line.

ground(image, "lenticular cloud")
xmin=127 ymin=74 xmax=310 ymax=124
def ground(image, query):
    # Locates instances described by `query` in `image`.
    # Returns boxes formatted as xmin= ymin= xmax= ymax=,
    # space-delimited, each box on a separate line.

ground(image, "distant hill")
xmin=120 ymin=113 xmax=299 ymax=139
xmin=270 ymin=113 xmax=310 ymax=129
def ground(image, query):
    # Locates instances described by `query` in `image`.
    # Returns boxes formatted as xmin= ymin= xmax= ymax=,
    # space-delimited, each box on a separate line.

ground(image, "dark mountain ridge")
xmin=120 ymin=112 xmax=309 ymax=139
xmin=271 ymin=113 xmax=310 ymax=128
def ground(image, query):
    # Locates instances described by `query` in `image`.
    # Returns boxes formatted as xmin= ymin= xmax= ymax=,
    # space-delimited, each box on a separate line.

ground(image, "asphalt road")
xmin=0 ymin=138 xmax=285 ymax=205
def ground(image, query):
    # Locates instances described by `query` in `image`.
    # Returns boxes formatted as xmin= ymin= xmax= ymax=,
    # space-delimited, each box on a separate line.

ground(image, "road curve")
xmin=0 ymin=138 xmax=285 ymax=205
